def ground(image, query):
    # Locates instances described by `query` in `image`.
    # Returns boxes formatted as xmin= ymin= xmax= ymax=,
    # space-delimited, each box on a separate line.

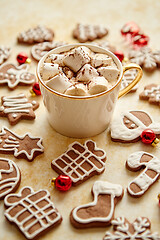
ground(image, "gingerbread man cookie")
xmin=103 ymin=217 xmax=159 ymax=240
xmin=51 ymin=140 xmax=106 ymax=186
xmin=73 ymin=23 xmax=108 ymax=42
xmin=4 ymin=186 xmax=62 ymax=240
xmin=139 ymin=84 xmax=160 ymax=106
xmin=126 ymin=151 xmax=160 ymax=197
xmin=0 ymin=46 xmax=11 ymax=65
xmin=0 ymin=93 xmax=39 ymax=125
xmin=17 ymin=25 xmax=54 ymax=44
xmin=128 ymin=47 xmax=160 ymax=72
xmin=70 ymin=181 xmax=123 ymax=228
xmin=31 ymin=41 xmax=67 ymax=61
xmin=110 ymin=110 xmax=160 ymax=143
xmin=0 ymin=127 xmax=44 ymax=161
xmin=0 ymin=63 xmax=35 ymax=89
xmin=0 ymin=158 xmax=21 ymax=199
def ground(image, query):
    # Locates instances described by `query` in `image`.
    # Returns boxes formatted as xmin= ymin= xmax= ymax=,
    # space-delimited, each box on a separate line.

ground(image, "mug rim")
xmin=37 ymin=43 xmax=123 ymax=100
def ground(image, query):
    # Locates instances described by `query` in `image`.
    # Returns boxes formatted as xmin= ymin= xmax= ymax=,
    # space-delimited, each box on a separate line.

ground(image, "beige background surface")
xmin=0 ymin=0 xmax=160 ymax=239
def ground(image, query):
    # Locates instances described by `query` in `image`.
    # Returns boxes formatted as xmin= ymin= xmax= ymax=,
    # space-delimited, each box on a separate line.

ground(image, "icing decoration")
xmin=52 ymin=175 xmax=72 ymax=191
xmin=0 ymin=93 xmax=39 ymax=125
xmin=17 ymin=52 xmax=31 ymax=65
xmin=51 ymin=140 xmax=106 ymax=186
xmin=110 ymin=110 xmax=160 ymax=143
xmin=0 ymin=158 xmax=21 ymax=199
xmin=103 ymin=216 xmax=159 ymax=240
xmin=0 ymin=127 xmax=44 ymax=161
xmin=0 ymin=63 xmax=35 ymax=89
xmin=4 ymin=186 xmax=62 ymax=240
xmin=71 ymin=181 xmax=123 ymax=226
xmin=0 ymin=46 xmax=11 ymax=65
xmin=126 ymin=151 xmax=160 ymax=197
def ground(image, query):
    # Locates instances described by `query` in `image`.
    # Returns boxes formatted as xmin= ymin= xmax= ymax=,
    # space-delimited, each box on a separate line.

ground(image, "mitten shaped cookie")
xmin=70 ymin=181 xmax=123 ymax=228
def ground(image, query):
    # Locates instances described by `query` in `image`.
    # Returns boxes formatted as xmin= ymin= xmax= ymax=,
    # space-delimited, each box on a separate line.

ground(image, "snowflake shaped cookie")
xmin=0 ymin=63 xmax=35 ymax=89
xmin=103 ymin=217 xmax=160 ymax=240
xmin=73 ymin=23 xmax=108 ymax=43
xmin=0 ymin=127 xmax=44 ymax=161
xmin=0 ymin=46 xmax=11 ymax=65
xmin=139 ymin=84 xmax=160 ymax=106
xmin=128 ymin=47 xmax=160 ymax=72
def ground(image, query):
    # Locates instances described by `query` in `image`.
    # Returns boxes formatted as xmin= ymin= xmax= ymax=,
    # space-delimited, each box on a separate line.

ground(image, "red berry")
xmin=121 ymin=22 xmax=140 ymax=36
xmin=141 ymin=129 xmax=156 ymax=145
xmin=32 ymin=82 xmax=41 ymax=96
xmin=114 ymin=51 xmax=124 ymax=62
xmin=55 ymin=175 xmax=72 ymax=191
xmin=17 ymin=52 xmax=28 ymax=64
xmin=132 ymin=33 xmax=149 ymax=47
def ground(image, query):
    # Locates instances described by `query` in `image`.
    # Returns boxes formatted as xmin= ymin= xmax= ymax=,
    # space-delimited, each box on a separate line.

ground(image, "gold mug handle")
xmin=118 ymin=63 xmax=143 ymax=98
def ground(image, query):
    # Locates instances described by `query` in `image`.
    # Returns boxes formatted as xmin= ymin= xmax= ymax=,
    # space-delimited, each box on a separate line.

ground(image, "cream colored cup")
xmin=37 ymin=44 xmax=142 ymax=138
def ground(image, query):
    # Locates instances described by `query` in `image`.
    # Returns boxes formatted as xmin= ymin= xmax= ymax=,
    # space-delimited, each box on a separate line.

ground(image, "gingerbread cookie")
xmin=126 ymin=151 xmax=160 ymax=197
xmin=17 ymin=25 xmax=54 ymax=44
xmin=128 ymin=47 xmax=160 ymax=72
xmin=0 ymin=158 xmax=21 ymax=199
xmin=0 ymin=94 xmax=39 ymax=125
xmin=0 ymin=127 xmax=44 ymax=161
xmin=110 ymin=110 xmax=160 ymax=143
xmin=139 ymin=84 xmax=160 ymax=106
xmin=0 ymin=63 xmax=35 ymax=89
xmin=0 ymin=46 xmax=11 ymax=65
xmin=120 ymin=69 xmax=138 ymax=93
xmin=4 ymin=186 xmax=62 ymax=240
xmin=51 ymin=140 xmax=106 ymax=186
xmin=73 ymin=23 xmax=108 ymax=43
xmin=70 ymin=181 xmax=123 ymax=228
xmin=103 ymin=217 xmax=159 ymax=240
xmin=31 ymin=41 xmax=67 ymax=61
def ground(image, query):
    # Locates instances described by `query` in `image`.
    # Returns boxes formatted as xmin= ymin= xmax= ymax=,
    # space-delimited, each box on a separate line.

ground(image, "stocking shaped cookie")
xmin=139 ymin=84 xmax=160 ymax=106
xmin=0 ymin=127 xmax=44 ymax=161
xmin=51 ymin=140 xmax=106 ymax=186
xmin=0 ymin=63 xmax=35 ymax=89
xmin=4 ymin=186 xmax=62 ymax=240
xmin=0 ymin=94 xmax=39 ymax=125
xmin=103 ymin=217 xmax=159 ymax=239
xmin=0 ymin=158 xmax=21 ymax=199
xmin=126 ymin=151 xmax=160 ymax=197
xmin=70 ymin=181 xmax=123 ymax=228
xmin=110 ymin=110 xmax=160 ymax=143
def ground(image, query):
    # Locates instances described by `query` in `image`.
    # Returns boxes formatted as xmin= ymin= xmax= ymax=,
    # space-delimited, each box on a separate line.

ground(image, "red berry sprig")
xmin=51 ymin=175 xmax=72 ymax=192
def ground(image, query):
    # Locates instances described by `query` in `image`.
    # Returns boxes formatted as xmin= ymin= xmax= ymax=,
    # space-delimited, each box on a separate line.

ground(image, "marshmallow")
xmin=46 ymin=53 xmax=65 ymax=66
xmin=98 ymin=66 xmax=120 ymax=82
xmin=91 ymin=54 xmax=112 ymax=67
xmin=62 ymin=67 xmax=74 ymax=79
xmin=76 ymin=64 xmax=99 ymax=82
xmin=88 ymin=76 xmax=109 ymax=95
xmin=45 ymin=73 xmax=72 ymax=93
xmin=63 ymin=47 xmax=90 ymax=72
xmin=65 ymin=83 xmax=87 ymax=96
xmin=41 ymin=63 xmax=62 ymax=81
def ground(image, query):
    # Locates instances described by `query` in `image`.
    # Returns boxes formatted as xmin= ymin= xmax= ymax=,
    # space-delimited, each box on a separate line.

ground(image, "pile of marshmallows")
xmin=40 ymin=46 xmax=120 ymax=96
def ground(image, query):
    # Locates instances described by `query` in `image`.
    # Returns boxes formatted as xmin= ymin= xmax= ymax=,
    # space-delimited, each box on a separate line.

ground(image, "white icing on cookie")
xmin=72 ymin=181 xmax=123 ymax=224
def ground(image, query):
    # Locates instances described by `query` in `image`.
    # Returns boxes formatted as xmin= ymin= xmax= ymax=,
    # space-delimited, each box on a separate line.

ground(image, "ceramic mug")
xmin=37 ymin=44 xmax=143 ymax=138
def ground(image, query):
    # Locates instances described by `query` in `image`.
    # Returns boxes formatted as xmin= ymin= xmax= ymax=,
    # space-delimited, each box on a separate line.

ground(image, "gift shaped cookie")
xmin=103 ymin=217 xmax=159 ymax=240
xmin=4 ymin=186 xmax=62 ymax=240
xmin=0 ymin=158 xmax=21 ymax=199
xmin=126 ymin=151 xmax=160 ymax=197
xmin=110 ymin=110 xmax=160 ymax=143
xmin=73 ymin=23 xmax=108 ymax=43
xmin=0 ymin=63 xmax=35 ymax=89
xmin=139 ymin=84 xmax=160 ymax=106
xmin=0 ymin=127 xmax=44 ymax=161
xmin=0 ymin=94 xmax=39 ymax=125
xmin=70 ymin=181 xmax=123 ymax=228
xmin=51 ymin=140 xmax=106 ymax=186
